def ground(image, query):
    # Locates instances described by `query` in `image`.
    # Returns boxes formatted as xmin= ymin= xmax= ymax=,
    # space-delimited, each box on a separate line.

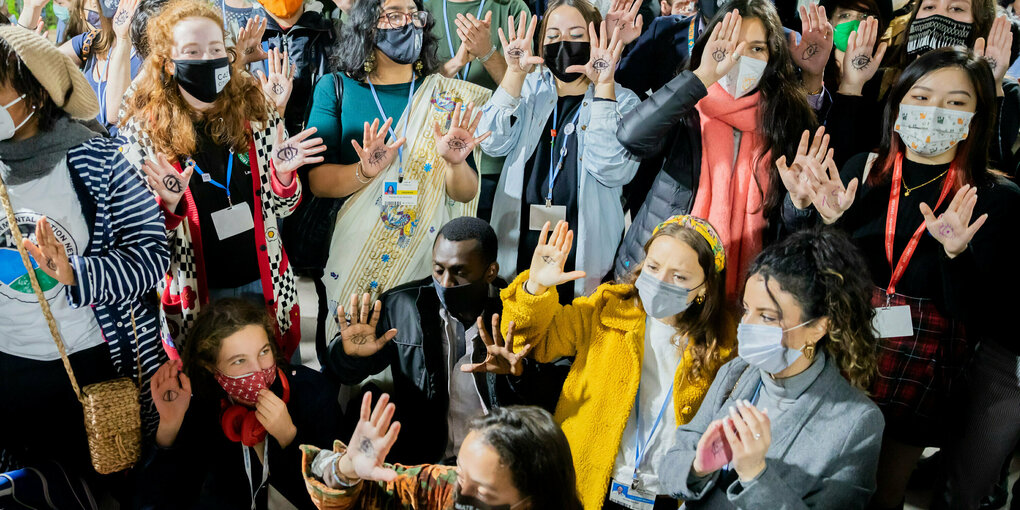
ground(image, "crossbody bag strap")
xmin=0 ymin=170 xmax=83 ymax=403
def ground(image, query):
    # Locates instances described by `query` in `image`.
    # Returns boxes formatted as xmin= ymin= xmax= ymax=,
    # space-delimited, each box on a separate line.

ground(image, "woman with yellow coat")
xmin=477 ymin=217 xmax=735 ymax=509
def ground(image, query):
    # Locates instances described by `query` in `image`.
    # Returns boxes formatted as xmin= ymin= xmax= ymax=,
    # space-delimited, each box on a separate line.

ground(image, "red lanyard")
xmin=884 ymin=152 xmax=956 ymax=297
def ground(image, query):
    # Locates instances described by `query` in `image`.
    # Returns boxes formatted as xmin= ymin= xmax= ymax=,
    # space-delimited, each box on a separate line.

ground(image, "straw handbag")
xmin=0 ymin=170 xmax=141 ymax=474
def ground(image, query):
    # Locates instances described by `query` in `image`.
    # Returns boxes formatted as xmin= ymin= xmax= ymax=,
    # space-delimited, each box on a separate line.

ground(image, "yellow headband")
xmin=651 ymin=215 xmax=726 ymax=273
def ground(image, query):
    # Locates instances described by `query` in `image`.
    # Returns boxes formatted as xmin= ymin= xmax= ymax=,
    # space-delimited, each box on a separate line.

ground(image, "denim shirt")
xmin=477 ymin=69 xmax=641 ymax=296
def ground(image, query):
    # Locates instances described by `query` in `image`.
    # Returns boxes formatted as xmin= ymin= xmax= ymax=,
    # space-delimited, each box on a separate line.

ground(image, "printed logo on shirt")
xmin=0 ymin=212 xmax=76 ymax=303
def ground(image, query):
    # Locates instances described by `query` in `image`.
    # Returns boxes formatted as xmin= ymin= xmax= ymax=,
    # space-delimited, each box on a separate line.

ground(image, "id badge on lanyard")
xmin=188 ymin=153 xmax=256 ymax=240
xmin=529 ymin=103 xmax=580 ymax=231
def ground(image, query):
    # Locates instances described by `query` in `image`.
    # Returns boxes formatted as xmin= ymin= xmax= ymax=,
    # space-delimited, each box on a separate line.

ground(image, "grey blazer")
xmin=659 ymin=357 xmax=884 ymax=509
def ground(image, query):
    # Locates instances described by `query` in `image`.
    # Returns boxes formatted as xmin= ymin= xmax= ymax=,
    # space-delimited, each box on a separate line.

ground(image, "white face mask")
xmin=718 ymin=55 xmax=767 ymax=99
xmin=894 ymin=103 xmax=975 ymax=157
xmin=736 ymin=320 xmax=812 ymax=373
xmin=0 ymin=95 xmax=34 ymax=141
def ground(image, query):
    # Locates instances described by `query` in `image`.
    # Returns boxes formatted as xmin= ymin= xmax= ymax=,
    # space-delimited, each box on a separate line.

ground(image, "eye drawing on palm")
xmin=276 ymin=145 xmax=299 ymax=162
xmin=592 ymin=58 xmax=610 ymax=71
xmin=801 ymin=43 xmax=819 ymax=61
xmin=162 ymin=175 xmax=183 ymax=193
xmin=938 ymin=223 xmax=956 ymax=239
xmin=712 ymin=49 xmax=727 ymax=63
xmin=851 ymin=54 xmax=871 ymax=70
xmin=271 ymin=82 xmax=284 ymax=95
xmin=447 ymin=137 xmax=469 ymax=152
xmin=114 ymin=10 xmax=130 ymax=24
xmin=369 ymin=148 xmax=388 ymax=165
xmin=985 ymin=56 xmax=998 ymax=71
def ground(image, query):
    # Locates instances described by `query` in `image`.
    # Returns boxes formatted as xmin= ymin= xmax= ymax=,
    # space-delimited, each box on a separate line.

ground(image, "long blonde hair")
xmin=121 ymin=0 xmax=268 ymax=159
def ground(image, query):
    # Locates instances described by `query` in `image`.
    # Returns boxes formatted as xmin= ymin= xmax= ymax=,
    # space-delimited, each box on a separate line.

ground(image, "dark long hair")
xmin=820 ymin=0 xmax=886 ymax=92
xmin=870 ymin=48 xmax=997 ymax=189
xmin=330 ymin=0 xmax=442 ymax=81
xmin=747 ymin=227 xmax=878 ymax=390
xmin=468 ymin=407 xmax=583 ymax=510
xmin=180 ymin=299 xmax=283 ymax=399
xmin=619 ymin=222 xmax=736 ymax=383
xmin=687 ymin=0 xmax=818 ymax=218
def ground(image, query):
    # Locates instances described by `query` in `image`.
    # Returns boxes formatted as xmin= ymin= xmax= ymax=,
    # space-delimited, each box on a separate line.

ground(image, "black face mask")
xmin=906 ymin=15 xmax=972 ymax=56
xmin=172 ymin=57 xmax=232 ymax=103
xmin=376 ymin=24 xmax=424 ymax=65
xmin=453 ymin=492 xmax=513 ymax=510
xmin=543 ymin=41 xmax=590 ymax=83
xmin=433 ymin=277 xmax=489 ymax=324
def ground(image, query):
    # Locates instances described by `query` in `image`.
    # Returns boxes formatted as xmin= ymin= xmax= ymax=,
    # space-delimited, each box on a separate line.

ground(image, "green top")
xmin=424 ymin=0 xmax=532 ymax=91
xmin=306 ymin=73 xmax=417 ymax=165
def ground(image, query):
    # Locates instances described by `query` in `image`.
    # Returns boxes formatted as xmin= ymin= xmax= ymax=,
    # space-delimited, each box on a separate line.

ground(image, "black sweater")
xmin=835 ymin=153 xmax=1020 ymax=354
xmin=134 ymin=365 xmax=342 ymax=510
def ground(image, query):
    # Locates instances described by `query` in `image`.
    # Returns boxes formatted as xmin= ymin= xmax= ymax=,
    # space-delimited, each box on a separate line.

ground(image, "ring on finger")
xmin=753 ymin=432 xmax=762 ymax=440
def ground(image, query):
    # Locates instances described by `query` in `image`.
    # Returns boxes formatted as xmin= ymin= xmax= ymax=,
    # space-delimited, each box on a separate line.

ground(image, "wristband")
xmin=478 ymin=44 xmax=498 ymax=63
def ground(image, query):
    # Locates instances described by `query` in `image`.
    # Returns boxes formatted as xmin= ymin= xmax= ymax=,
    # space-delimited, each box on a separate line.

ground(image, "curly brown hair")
xmin=120 ymin=0 xmax=268 ymax=159
xmin=618 ymin=223 xmax=736 ymax=384
xmin=746 ymin=227 xmax=879 ymax=390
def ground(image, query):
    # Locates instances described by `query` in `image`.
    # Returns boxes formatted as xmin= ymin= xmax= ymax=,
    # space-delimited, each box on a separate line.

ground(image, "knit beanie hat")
xmin=0 ymin=25 xmax=99 ymax=120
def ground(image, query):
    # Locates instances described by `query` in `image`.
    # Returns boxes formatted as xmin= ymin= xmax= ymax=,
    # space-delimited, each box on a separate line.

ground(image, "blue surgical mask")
xmin=634 ymin=270 xmax=697 ymax=319
xmin=736 ymin=320 xmax=812 ymax=373
xmin=53 ymin=4 xmax=70 ymax=21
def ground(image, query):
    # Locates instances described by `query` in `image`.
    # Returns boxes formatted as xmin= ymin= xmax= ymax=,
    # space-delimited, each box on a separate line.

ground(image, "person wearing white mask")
xmin=476 ymin=217 xmax=735 ymax=509
xmin=659 ymin=227 xmax=884 ymax=509
xmin=783 ymin=47 xmax=1020 ymax=510
xmin=614 ymin=0 xmax=819 ymax=299
xmin=0 ymin=25 xmax=169 ymax=488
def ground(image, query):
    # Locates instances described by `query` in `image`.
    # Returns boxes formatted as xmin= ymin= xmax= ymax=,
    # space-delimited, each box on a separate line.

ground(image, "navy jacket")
xmin=617 ymin=13 xmax=704 ymax=99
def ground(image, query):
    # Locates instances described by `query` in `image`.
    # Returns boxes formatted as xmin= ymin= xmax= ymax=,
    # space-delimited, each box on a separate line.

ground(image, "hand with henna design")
xmin=334 ymin=392 xmax=401 ymax=484
xmin=433 ymin=102 xmax=492 ymax=165
xmin=24 ymin=216 xmax=75 ymax=286
xmin=257 ymin=48 xmax=295 ymax=117
xmin=337 ymin=293 xmax=398 ymax=357
xmin=498 ymin=11 xmax=543 ymax=74
xmin=526 ymin=220 xmax=586 ymax=295
xmin=920 ymin=184 xmax=987 ymax=258
xmin=838 ymin=16 xmax=887 ymax=96
xmin=565 ymin=20 xmax=626 ymax=91
xmin=151 ymin=360 xmax=192 ymax=448
xmin=351 ymin=117 xmax=406 ymax=179
xmin=694 ymin=10 xmax=748 ymax=88
xmin=272 ymin=124 xmax=326 ymax=187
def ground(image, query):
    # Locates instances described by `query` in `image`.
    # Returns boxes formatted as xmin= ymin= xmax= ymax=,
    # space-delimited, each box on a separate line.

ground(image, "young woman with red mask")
xmin=137 ymin=299 xmax=342 ymax=510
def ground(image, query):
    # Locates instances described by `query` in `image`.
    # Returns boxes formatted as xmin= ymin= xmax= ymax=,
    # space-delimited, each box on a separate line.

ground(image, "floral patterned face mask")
xmin=894 ymin=103 xmax=975 ymax=157
xmin=214 ymin=365 xmax=277 ymax=406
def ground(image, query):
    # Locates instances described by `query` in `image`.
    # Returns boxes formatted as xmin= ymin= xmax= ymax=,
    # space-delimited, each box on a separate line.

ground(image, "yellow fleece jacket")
xmin=501 ymin=271 xmax=735 ymax=510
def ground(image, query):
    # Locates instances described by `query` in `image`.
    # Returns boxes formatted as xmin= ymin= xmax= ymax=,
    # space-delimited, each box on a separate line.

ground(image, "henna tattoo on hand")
xmin=276 ymin=145 xmax=299 ymax=162
xmin=592 ymin=58 xmax=611 ymax=71
xmin=46 ymin=258 xmax=57 ymax=271
xmin=850 ymin=54 xmax=871 ymax=70
xmin=447 ymin=137 xmax=469 ymax=151
xmin=358 ymin=437 xmax=375 ymax=456
xmin=541 ymin=255 xmax=556 ymax=265
xmin=712 ymin=48 xmax=727 ymax=63
xmin=369 ymin=148 xmax=388 ymax=166
xmin=162 ymin=174 xmax=183 ymax=194
xmin=801 ymin=43 xmax=819 ymax=61
xmin=162 ymin=390 xmax=178 ymax=402
xmin=271 ymin=82 xmax=284 ymax=95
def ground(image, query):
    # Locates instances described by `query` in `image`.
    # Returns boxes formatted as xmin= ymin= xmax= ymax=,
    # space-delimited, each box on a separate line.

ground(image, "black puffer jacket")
xmin=614 ymin=70 xmax=812 ymax=279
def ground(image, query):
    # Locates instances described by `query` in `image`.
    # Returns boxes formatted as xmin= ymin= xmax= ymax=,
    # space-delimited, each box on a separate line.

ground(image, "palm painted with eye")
xmin=352 ymin=117 xmax=406 ymax=179
xmin=337 ymin=392 xmax=401 ymax=483
xmin=499 ymin=11 xmax=542 ymax=74
xmin=433 ymin=102 xmax=492 ymax=165
xmin=460 ymin=315 xmax=533 ymax=377
xmin=272 ymin=125 xmax=327 ymax=184
xmin=565 ymin=21 xmax=626 ymax=86
xmin=920 ymin=184 xmax=987 ymax=258
xmin=526 ymin=220 xmax=587 ymax=295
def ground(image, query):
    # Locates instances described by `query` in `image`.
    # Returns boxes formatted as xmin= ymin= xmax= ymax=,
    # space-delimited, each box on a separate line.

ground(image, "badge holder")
xmin=873 ymin=294 xmax=913 ymax=338
xmin=529 ymin=107 xmax=579 ymax=231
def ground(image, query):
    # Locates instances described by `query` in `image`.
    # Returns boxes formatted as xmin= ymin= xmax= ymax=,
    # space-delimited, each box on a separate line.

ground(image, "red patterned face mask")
xmin=214 ymin=365 xmax=277 ymax=406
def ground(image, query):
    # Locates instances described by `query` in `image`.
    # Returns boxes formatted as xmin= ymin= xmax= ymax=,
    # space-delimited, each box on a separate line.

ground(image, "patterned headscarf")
xmin=652 ymin=215 xmax=726 ymax=273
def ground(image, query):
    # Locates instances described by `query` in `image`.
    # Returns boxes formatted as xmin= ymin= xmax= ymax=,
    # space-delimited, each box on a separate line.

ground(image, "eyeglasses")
xmin=379 ymin=10 xmax=429 ymax=28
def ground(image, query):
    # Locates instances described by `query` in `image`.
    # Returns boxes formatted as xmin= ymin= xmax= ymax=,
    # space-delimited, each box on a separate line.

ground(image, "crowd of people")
xmin=0 ymin=0 xmax=1018 ymax=507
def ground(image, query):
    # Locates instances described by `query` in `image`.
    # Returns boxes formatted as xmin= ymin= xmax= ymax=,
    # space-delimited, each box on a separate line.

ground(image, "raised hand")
xmin=565 ymin=21 xmax=626 ymax=87
xmin=257 ymin=48 xmax=295 ymax=116
xmin=790 ymin=4 xmax=833 ymax=81
xmin=112 ymin=0 xmax=138 ymax=40
xmin=838 ymin=16 xmax=887 ymax=96
xmin=454 ymin=11 xmax=494 ymax=59
xmin=433 ymin=102 xmax=492 ymax=165
xmin=920 ymin=184 xmax=987 ymax=258
xmin=461 ymin=314 xmax=533 ymax=376
xmin=337 ymin=293 xmax=398 ymax=357
xmin=237 ymin=16 xmax=269 ymax=65
xmin=336 ymin=392 xmax=401 ymax=483
xmin=809 ymin=154 xmax=857 ymax=224
xmin=256 ymin=387 xmax=297 ymax=447
xmin=150 ymin=359 xmax=192 ymax=447
xmin=777 ymin=127 xmax=831 ymax=209
xmin=142 ymin=153 xmax=193 ymax=213
xmin=723 ymin=400 xmax=771 ymax=482
xmin=605 ymin=0 xmax=643 ymax=46
xmin=693 ymin=420 xmax=733 ymax=476
xmin=498 ymin=11 xmax=543 ymax=74
xmin=694 ymin=10 xmax=747 ymax=87
xmin=23 ymin=217 xmax=75 ymax=286
xmin=351 ymin=118 xmax=406 ymax=179
xmin=974 ymin=15 xmax=1013 ymax=86
xmin=272 ymin=124 xmax=326 ymax=186
xmin=527 ymin=220 xmax=586 ymax=295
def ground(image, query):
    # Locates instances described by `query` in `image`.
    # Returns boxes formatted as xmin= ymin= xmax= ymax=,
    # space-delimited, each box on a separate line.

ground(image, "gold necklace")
xmin=902 ymin=169 xmax=949 ymax=196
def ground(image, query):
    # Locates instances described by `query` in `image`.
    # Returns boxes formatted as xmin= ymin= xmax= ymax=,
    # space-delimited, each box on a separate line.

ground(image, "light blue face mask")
xmin=736 ymin=320 xmax=812 ymax=373
xmin=52 ymin=3 xmax=70 ymax=21
xmin=634 ymin=270 xmax=701 ymax=319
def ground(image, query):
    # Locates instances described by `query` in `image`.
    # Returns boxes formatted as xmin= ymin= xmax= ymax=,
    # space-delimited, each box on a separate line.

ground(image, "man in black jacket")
xmin=323 ymin=217 xmax=566 ymax=465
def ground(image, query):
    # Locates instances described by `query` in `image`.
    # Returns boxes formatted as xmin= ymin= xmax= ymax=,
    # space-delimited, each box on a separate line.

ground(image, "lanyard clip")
xmin=545 ymin=198 xmax=552 ymax=207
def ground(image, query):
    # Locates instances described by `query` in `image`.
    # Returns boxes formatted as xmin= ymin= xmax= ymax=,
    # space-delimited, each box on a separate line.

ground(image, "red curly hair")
xmin=121 ymin=0 xmax=268 ymax=159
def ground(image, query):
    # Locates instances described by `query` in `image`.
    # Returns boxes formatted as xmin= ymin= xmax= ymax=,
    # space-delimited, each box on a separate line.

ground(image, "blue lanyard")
xmin=443 ymin=0 xmax=487 ymax=81
xmin=97 ymin=54 xmax=112 ymax=126
xmin=367 ymin=74 xmax=416 ymax=182
xmin=632 ymin=352 xmax=684 ymax=477
xmin=220 ymin=0 xmax=227 ymax=31
xmin=546 ymin=104 xmax=581 ymax=206
xmin=188 ymin=151 xmax=236 ymax=205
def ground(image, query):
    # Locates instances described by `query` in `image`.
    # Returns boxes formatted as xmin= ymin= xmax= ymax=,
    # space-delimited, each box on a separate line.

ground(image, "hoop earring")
xmin=364 ymin=53 xmax=376 ymax=74
xmin=804 ymin=344 xmax=816 ymax=360
xmin=695 ymin=293 xmax=705 ymax=304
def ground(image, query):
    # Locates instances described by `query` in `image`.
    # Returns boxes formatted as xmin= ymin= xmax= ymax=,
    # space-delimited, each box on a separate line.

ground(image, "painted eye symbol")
xmin=592 ymin=58 xmax=610 ymax=71
xmin=276 ymin=146 xmax=299 ymax=161
xmin=507 ymin=48 xmax=525 ymax=58
xmin=447 ymin=138 xmax=469 ymax=151
xmin=850 ymin=54 xmax=872 ymax=70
